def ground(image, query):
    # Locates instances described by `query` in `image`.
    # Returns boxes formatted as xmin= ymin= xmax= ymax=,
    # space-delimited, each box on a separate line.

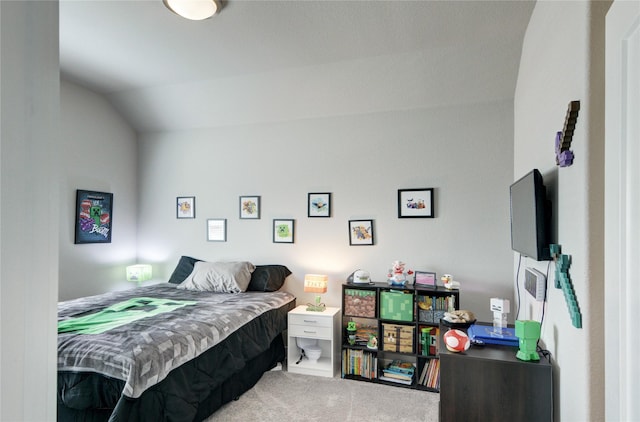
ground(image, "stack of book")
xmin=379 ymin=360 xmax=415 ymax=385
xmin=342 ymin=349 xmax=377 ymax=380
xmin=418 ymin=358 xmax=440 ymax=389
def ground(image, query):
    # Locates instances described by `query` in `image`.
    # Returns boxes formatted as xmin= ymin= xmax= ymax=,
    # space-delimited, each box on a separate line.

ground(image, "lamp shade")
xmin=163 ymin=0 xmax=220 ymax=20
xmin=304 ymin=274 xmax=328 ymax=293
xmin=126 ymin=264 xmax=152 ymax=283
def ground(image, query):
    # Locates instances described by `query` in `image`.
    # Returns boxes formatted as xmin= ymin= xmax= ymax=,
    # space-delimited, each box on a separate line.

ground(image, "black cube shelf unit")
xmin=341 ymin=282 xmax=460 ymax=392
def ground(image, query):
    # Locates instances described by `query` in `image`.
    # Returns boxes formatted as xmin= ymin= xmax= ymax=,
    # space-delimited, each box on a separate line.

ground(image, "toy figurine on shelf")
xmin=347 ymin=321 xmax=357 ymax=345
xmin=387 ymin=260 xmax=413 ymax=286
xmin=441 ymin=274 xmax=460 ymax=290
xmin=367 ymin=334 xmax=378 ymax=350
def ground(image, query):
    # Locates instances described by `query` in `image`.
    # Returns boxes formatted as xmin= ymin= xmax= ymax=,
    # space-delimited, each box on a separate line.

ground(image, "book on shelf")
xmin=379 ymin=375 xmax=413 ymax=385
xmin=418 ymin=361 xmax=430 ymax=385
xmin=381 ymin=359 xmax=415 ymax=384
xmin=342 ymin=348 xmax=377 ymax=380
xmin=385 ymin=359 xmax=415 ymax=375
xmin=418 ymin=358 xmax=441 ymax=389
xmin=381 ymin=370 xmax=413 ymax=381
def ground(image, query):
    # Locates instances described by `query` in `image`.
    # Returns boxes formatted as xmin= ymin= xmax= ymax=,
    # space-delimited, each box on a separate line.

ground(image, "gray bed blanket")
xmin=58 ymin=283 xmax=295 ymax=398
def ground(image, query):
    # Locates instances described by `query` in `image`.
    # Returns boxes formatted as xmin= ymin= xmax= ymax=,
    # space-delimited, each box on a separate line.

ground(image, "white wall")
xmin=58 ymin=80 xmax=139 ymax=300
xmin=514 ymin=1 xmax=609 ymax=421
xmin=137 ymin=100 xmax=515 ymax=323
xmin=0 ymin=1 xmax=59 ymax=420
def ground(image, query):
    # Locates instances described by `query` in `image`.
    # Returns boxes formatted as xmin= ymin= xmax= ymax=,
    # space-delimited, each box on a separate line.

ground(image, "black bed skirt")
xmin=193 ymin=334 xmax=284 ymax=422
xmin=57 ymin=333 xmax=285 ymax=422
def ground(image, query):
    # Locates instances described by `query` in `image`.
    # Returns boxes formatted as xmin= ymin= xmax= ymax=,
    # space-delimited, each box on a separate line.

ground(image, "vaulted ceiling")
xmin=60 ymin=0 xmax=535 ymax=133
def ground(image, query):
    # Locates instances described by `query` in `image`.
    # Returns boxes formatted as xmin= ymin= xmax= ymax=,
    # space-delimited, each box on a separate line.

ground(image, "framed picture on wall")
xmin=177 ymin=196 xmax=196 ymax=219
xmin=240 ymin=195 xmax=261 ymax=219
xmin=207 ymin=219 xmax=227 ymax=242
xmin=349 ymin=219 xmax=374 ymax=246
xmin=398 ymin=188 xmax=434 ymax=218
xmin=273 ymin=219 xmax=294 ymax=243
xmin=308 ymin=192 xmax=331 ymax=217
xmin=74 ymin=189 xmax=113 ymax=244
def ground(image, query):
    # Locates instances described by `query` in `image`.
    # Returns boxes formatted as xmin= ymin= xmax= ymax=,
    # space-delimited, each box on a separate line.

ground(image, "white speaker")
xmin=524 ymin=267 xmax=546 ymax=302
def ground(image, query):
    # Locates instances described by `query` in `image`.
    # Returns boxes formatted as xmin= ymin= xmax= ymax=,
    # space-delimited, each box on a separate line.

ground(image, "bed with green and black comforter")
xmin=57 ymin=283 xmax=295 ymax=421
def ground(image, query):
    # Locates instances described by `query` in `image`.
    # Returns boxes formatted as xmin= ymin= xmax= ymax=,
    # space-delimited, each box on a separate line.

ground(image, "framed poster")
xmin=75 ymin=189 xmax=113 ymax=244
xmin=398 ymin=188 xmax=434 ymax=218
xmin=240 ymin=195 xmax=261 ymax=219
xmin=177 ymin=196 xmax=195 ymax=219
xmin=273 ymin=219 xmax=294 ymax=243
xmin=349 ymin=219 xmax=374 ymax=246
xmin=414 ymin=271 xmax=437 ymax=288
xmin=207 ymin=219 xmax=227 ymax=242
xmin=308 ymin=192 xmax=331 ymax=217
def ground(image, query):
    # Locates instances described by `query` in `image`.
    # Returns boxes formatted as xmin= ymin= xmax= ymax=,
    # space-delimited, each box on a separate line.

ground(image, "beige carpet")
xmin=207 ymin=367 xmax=440 ymax=421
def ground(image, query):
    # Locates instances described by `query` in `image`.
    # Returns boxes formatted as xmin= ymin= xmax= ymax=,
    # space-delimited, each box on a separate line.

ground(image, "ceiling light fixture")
xmin=163 ymin=0 xmax=220 ymax=21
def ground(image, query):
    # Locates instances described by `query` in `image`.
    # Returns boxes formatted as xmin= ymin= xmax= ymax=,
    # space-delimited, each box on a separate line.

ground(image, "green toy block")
xmin=515 ymin=320 xmax=541 ymax=361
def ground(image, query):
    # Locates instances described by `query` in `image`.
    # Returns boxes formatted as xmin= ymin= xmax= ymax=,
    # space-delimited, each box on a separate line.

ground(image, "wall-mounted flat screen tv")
xmin=510 ymin=169 xmax=552 ymax=261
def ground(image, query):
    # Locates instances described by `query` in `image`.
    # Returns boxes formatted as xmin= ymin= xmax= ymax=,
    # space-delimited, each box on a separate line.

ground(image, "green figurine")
xmin=367 ymin=334 xmax=378 ymax=350
xmin=347 ymin=321 xmax=357 ymax=345
xmin=515 ymin=320 xmax=541 ymax=361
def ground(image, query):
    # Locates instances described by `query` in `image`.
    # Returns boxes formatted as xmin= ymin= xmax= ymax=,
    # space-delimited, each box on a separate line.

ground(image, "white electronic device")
xmin=524 ymin=267 xmax=547 ymax=302
xmin=350 ymin=269 xmax=371 ymax=284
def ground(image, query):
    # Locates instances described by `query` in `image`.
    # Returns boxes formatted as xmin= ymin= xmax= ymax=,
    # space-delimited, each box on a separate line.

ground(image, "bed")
xmin=57 ymin=258 xmax=296 ymax=421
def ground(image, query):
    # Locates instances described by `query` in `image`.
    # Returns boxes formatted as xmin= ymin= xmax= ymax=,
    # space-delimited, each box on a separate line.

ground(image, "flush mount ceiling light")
xmin=163 ymin=0 xmax=220 ymax=21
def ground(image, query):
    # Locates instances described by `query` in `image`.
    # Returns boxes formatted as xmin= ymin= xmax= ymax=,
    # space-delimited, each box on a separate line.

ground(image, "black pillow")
xmin=247 ymin=265 xmax=291 ymax=292
xmin=168 ymin=256 xmax=202 ymax=284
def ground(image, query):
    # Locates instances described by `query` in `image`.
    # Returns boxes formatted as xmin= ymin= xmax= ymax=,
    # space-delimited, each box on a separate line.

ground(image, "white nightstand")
xmin=287 ymin=305 xmax=340 ymax=377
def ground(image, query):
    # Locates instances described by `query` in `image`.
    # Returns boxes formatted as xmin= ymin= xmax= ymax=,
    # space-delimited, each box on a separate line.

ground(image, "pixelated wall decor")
xmin=550 ymin=244 xmax=582 ymax=328
xmin=555 ymin=100 xmax=580 ymax=167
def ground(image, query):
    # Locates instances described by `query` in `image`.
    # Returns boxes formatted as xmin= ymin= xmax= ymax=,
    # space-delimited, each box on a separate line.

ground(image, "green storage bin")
xmin=380 ymin=290 xmax=414 ymax=321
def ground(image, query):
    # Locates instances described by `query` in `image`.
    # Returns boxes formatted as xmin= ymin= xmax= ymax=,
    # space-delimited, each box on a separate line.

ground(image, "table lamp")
xmin=304 ymin=274 xmax=328 ymax=311
xmin=126 ymin=264 xmax=152 ymax=284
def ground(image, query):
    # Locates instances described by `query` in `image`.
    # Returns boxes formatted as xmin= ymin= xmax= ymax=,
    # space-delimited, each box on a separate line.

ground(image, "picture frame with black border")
xmin=273 ymin=219 xmax=294 ymax=243
xmin=349 ymin=219 xmax=374 ymax=246
xmin=75 ymin=189 xmax=113 ymax=244
xmin=398 ymin=188 xmax=434 ymax=218
xmin=206 ymin=218 xmax=227 ymax=242
xmin=177 ymin=196 xmax=196 ymax=219
xmin=239 ymin=195 xmax=260 ymax=219
xmin=308 ymin=192 xmax=331 ymax=217
xmin=414 ymin=271 xmax=437 ymax=288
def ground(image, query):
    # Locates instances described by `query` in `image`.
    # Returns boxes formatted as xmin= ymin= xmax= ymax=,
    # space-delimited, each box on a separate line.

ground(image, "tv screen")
xmin=510 ymin=169 xmax=551 ymax=261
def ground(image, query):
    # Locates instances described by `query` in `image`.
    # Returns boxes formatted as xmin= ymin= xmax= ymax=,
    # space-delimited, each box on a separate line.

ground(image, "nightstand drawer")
xmin=288 ymin=324 xmax=332 ymax=339
xmin=288 ymin=313 xmax=333 ymax=328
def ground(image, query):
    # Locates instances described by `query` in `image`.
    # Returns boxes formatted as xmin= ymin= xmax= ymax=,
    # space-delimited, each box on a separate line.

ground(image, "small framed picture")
xmin=177 ymin=196 xmax=196 ymax=219
xmin=239 ymin=195 xmax=260 ymax=219
xmin=207 ymin=219 xmax=227 ymax=242
xmin=349 ymin=219 xmax=374 ymax=246
xmin=308 ymin=192 xmax=331 ymax=218
xmin=398 ymin=188 xmax=434 ymax=218
xmin=273 ymin=219 xmax=294 ymax=243
xmin=75 ymin=189 xmax=113 ymax=244
xmin=414 ymin=271 xmax=437 ymax=288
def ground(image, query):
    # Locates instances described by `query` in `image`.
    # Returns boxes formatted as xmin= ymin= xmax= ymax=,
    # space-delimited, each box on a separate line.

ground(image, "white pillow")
xmin=177 ymin=261 xmax=255 ymax=293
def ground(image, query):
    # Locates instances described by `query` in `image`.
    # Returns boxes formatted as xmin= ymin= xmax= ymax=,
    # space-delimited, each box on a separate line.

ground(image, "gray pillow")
xmin=177 ymin=261 xmax=255 ymax=293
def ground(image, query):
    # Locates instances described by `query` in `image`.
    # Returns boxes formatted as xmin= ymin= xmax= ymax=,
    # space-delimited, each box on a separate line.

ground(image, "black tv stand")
xmin=439 ymin=322 xmax=553 ymax=421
